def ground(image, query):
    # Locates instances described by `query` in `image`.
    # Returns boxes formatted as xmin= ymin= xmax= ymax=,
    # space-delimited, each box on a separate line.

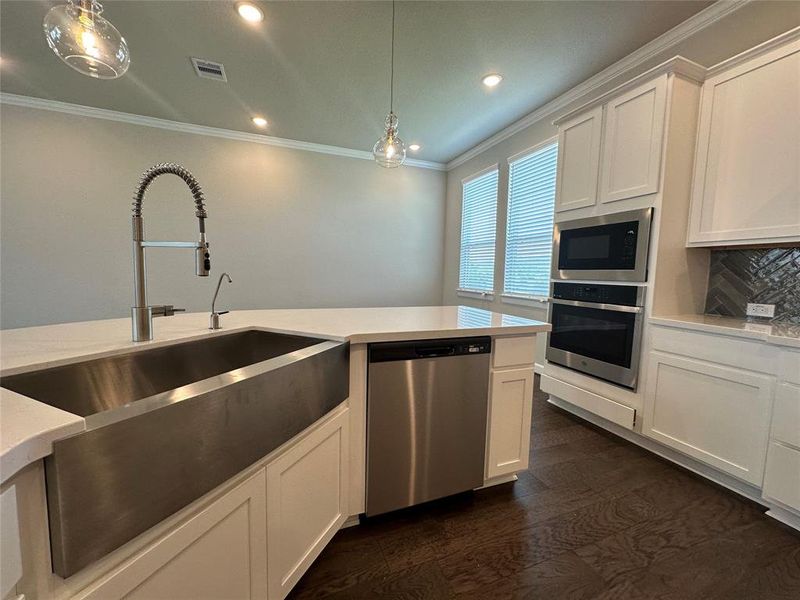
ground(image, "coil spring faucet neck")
xmin=131 ymin=163 xmax=211 ymax=342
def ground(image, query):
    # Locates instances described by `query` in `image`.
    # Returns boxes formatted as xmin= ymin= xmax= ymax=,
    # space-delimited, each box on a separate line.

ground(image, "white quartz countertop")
xmin=649 ymin=314 xmax=800 ymax=349
xmin=0 ymin=306 xmax=549 ymax=484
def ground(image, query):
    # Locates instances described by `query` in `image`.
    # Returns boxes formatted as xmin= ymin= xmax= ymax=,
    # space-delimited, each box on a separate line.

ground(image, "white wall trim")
xmin=445 ymin=0 xmax=750 ymax=170
xmin=705 ymin=25 xmax=800 ymax=77
xmin=0 ymin=93 xmax=446 ymax=172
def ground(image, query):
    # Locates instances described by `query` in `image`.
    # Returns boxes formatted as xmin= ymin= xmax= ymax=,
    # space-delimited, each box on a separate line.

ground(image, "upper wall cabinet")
xmin=687 ymin=35 xmax=800 ymax=246
xmin=555 ymin=106 xmax=603 ymax=212
xmin=553 ymin=60 xmax=696 ymax=215
xmin=599 ymin=77 xmax=667 ymax=204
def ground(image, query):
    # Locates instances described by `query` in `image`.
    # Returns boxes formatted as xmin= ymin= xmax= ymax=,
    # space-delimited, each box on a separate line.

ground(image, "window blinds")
xmin=459 ymin=169 xmax=499 ymax=292
xmin=503 ymin=142 xmax=558 ymax=298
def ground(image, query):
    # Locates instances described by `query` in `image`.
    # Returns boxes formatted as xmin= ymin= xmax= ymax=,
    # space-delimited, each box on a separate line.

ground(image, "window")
xmin=503 ymin=141 xmax=558 ymax=298
xmin=459 ymin=168 xmax=499 ymax=293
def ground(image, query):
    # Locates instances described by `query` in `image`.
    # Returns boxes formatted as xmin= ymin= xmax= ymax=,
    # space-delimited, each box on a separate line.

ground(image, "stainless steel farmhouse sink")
xmin=1 ymin=330 xmax=349 ymax=577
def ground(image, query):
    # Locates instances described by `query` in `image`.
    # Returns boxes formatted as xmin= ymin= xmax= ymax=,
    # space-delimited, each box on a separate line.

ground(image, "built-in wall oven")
xmin=546 ymin=282 xmax=645 ymax=389
xmin=552 ymin=208 xmax=653 ymax=282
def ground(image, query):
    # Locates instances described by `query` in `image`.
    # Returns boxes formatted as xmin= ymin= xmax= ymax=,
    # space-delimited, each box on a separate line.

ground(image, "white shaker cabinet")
xmin=59 ymin=406 xmax=350 ymax=600
xmin=76 ymin=469 xmax=269 ymax=600
xmin=599 ymin=76 xmax=667 ymax=204
xmin=485 ymin=336 xmax=536 ymax=480
xmin=643 ymin=351 xmax=773 ymax=486
xmin=266 ymin=406 xmax=350 ymax=600
xmin=554 ymin=106 xmax=603 ymax=212
xmin=687 ymin=35 xmax=800 ymax=246
xmin=762 ymin=356 xmax=800 ymax=514
xmin=486 ymin=368 xmax=534 ymax=479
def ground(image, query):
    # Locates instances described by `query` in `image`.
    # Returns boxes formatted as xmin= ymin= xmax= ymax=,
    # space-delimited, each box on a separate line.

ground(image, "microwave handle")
xmin=550 ymin=298 xmax=643 ymax=314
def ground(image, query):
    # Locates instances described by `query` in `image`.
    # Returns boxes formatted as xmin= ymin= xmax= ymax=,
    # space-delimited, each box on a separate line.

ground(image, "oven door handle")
xmin=550 ymin=298 xmax=643 ymax=313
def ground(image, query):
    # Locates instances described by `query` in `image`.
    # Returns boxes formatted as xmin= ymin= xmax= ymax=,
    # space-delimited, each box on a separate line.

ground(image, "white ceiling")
xmin=0 ymin=1 xmax=714 ymax=163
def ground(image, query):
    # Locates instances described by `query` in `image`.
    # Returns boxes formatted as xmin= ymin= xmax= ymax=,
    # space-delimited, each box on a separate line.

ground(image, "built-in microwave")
xmin=546 ymin=282 xmax=645 ymax=389
xmin=551 ymin=208 xmax=653 ymax=282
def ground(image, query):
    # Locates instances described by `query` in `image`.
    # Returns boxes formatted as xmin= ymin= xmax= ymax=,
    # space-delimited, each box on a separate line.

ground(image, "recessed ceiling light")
xmin=236 ymin=2 xmax=264 ymax=23
xmin=481 ymin=73 xmax=503 ymax=88
xmin=251 ymin=116 xmax=268 ymax=128
xmin=409 ymin=144 xmax=421 ymax=152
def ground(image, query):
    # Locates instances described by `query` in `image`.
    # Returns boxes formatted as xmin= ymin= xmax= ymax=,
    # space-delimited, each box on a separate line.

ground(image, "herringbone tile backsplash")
xmin=705 ymin=247 xmax=800 ymax=323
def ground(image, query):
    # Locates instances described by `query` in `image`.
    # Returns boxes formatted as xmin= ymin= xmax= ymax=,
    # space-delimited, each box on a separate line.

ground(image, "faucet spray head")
xmin=196 ymin=239 xmax=210 ymax=276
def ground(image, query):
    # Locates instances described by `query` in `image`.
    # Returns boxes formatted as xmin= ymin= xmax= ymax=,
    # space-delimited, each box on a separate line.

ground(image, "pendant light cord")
xmin=389 ymin=0 xmax=395 ymax=114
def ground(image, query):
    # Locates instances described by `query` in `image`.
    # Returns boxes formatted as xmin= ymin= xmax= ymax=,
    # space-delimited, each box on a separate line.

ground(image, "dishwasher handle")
xmin=416 ymin=345 xmax=456 ymax=358
xmin=369 ymin=336 xmax=492 ymax=363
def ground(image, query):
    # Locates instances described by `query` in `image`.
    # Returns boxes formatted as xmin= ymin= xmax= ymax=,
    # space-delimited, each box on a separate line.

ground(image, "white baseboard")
xmin=341 ymin=515 xmax=361 ymax=529
xmin=766 ymin=507 xmax=800 ymax=532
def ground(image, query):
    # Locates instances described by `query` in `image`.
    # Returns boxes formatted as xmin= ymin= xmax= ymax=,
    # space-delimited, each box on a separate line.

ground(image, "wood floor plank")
xmin=437 ymin=493 xmax=656 ymax=595
xmin=450 ymin=551 xmax=606 ymax=600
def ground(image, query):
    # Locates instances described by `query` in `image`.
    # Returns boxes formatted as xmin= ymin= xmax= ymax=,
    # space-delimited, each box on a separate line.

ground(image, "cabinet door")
xmin=599 ymin=76 xmax=667 ymax=203
xmin=486 ymin=367 xmax=534 ymax=479
xmin=266 ymin=406 xmax=349 ymax=600
xmin=78 ymin=470 xmax=268 ymax=600
xmin=643 ymin=351 xmax=773 ymax=486
xmin=555 ymin=106 xmax=603 ymax=212
xmin=763 ymin=442 xmax=800 ymax=512
xmin=688 ymin=40 xmax=800 ymax=246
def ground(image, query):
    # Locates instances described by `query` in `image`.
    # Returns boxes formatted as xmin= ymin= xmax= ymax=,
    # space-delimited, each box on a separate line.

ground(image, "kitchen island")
xmin=0 ymin=306 xmax=549 ymax=600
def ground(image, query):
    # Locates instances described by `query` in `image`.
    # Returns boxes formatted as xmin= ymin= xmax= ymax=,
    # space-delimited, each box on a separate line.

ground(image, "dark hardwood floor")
xmin=289 ymin=379 xmax=800 ymax=599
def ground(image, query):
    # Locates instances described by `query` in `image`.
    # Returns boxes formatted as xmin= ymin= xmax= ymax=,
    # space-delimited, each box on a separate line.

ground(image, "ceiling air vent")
xmin=191 ymin=57 xmax=227 ymax=82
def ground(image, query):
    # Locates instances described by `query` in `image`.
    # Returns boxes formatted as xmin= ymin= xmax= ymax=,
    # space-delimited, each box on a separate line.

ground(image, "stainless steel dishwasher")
xmin=366 ymin=336 xmax=491 ymax=516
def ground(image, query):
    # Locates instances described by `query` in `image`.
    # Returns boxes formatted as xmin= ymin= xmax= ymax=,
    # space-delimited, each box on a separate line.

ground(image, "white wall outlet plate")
xmin=746 ymin=303 xmax=776 ymax=318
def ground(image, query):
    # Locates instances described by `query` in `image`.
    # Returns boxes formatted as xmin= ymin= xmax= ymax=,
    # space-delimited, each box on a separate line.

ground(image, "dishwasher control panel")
xmin=368 ymin=336 xmax=492 ymax=363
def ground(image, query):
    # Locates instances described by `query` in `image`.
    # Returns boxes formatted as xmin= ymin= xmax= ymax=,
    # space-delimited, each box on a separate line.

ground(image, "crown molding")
xmin=0 ymin=93 xmax=446 ymax=172
xmin=705 ymin=25 xmax=800 ymax=78
xmin=553 ymin=56 xmax=707 ymax=126
xmin=445 ymin=0 xmax=750 ymax=170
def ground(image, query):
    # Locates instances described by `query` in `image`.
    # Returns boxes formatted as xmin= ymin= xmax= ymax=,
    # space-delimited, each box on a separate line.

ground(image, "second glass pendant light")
xmin=373 ymin=1 xmax=406 ymax=168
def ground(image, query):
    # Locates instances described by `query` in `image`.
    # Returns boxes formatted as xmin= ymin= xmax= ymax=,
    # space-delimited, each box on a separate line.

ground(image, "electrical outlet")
xmin=746 ymin=303 xmax=775 ymax=318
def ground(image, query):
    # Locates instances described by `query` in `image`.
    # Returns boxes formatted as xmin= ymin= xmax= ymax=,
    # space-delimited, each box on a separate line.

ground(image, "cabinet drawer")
xmin=763 ymin=442 xmax=800 ymax=512
xmin=651 ymin=325 xmax=778 ymax=374
xmin=493 ymin=336 xmax=536 ymax=368
xmin=772 ymin=382 xmax=800 ymax=448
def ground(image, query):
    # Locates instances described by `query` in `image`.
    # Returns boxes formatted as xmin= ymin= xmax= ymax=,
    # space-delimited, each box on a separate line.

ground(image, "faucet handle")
xmin=152 ymin=305 xmax=186 ymax=317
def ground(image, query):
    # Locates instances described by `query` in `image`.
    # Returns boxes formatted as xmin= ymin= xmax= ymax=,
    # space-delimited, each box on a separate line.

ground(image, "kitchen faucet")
xmin=209 ymin=272 xmax=232 ymax=330
xmin=130 ymin=163 xmax=211 ymax=342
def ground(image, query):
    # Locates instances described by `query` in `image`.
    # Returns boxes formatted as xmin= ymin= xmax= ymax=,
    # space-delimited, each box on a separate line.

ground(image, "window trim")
xmin=458 ymin=164 xmax=500 ymax=294
xmin=505 ymin=137 xmax=557 ymax=165
xmin=457 ymin=288 xmax=496 ymax=301
xmin=461 ymin=162 xmax=499 ymax=185
xmin=502 ymin=136 xmax=558 ymax=300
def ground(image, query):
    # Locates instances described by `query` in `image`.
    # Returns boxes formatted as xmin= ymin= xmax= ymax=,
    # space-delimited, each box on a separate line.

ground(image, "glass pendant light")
xmin=373 ymin=1 xmax=406 ymax=168
xmin=43 ymin=0 xmax=130 ymax=80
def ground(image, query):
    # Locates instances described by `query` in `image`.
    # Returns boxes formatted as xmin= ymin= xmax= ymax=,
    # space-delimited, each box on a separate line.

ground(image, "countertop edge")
xmin=1 ymin=389 xmax=85 ymax=486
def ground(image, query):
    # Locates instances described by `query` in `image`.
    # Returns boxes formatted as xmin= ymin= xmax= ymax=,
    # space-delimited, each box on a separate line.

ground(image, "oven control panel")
xmin=552 ymin=282 xmax=643 ymax=307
